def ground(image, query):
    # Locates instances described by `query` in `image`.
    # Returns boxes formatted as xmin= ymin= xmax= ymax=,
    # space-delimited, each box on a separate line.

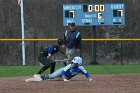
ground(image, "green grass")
xmin=84 ymin=64 xmax=140 ymax=74
xmin=0 ymin=65 xmax=140 ymax=77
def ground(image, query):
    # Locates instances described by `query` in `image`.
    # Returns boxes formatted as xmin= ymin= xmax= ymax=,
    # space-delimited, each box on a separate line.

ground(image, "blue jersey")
xmin=62 ymin=64 xmax=90 ymax=79
xmin=40 ymin=45 xmax=59 ymax=57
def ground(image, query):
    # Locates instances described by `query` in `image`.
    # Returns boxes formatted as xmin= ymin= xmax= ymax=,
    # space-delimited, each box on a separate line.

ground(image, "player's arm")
xmin=61 ymin=64 xmax=71 ymax=81
xmin=79 ymin=66 xmax=93 ymax=81
xmin=47 ymin=46 xmax=54 ymax=59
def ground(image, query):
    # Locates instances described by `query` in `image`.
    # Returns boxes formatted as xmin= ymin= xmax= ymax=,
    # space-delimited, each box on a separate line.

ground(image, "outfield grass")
xmin=0 ymin=64 xmax=140 ymax=77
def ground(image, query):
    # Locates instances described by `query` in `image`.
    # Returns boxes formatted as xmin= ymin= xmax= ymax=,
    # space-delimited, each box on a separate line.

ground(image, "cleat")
xmin=33 ymin=74 xmax=41 ymax=78
xmin=25 ymin=77 xmax=42 ymax=82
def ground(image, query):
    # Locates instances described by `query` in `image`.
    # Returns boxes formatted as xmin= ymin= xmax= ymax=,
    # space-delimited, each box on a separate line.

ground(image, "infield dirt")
xmin=0 ymin=74 xmax=140 ymax=93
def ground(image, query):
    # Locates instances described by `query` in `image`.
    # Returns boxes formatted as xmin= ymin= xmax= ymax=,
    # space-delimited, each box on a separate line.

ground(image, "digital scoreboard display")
xmin=63 ymin=3 xmax=125 ymax=26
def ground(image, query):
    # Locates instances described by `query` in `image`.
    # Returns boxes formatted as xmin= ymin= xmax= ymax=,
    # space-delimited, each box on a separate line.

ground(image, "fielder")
xmin=34 ymin=39 xmax=66 ymax=77
xmin=25 ymin=56 xmax=93 ymax=82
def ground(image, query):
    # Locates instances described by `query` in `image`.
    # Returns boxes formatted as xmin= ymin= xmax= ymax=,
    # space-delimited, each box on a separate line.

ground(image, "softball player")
xmin=25 ymin=56 xmax=93 ymax=82
xmin=33 ymin=39 xmax=65 ymax=77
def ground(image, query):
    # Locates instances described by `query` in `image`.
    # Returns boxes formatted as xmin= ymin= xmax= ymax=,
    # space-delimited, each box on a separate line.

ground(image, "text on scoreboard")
xmin=63 ymin=3 xmax=125 ymax=26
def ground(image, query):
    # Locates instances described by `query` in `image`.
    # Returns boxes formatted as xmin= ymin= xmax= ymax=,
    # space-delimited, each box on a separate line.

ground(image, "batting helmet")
xmin=72 ymin=56 xmax=82 ymax=65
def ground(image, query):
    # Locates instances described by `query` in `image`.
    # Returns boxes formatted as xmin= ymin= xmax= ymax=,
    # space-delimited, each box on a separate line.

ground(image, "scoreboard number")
xmin=63 ymin=3 xmax=125 ymax=26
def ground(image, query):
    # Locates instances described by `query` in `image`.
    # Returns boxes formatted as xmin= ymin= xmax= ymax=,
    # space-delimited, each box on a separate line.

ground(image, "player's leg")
xmin=35 ymin=55 xmax=50 ymax=75
xmin=25 ymin=67 xmax=64 ymax=82
xmin=63 ymin=61 xmax=67 ymax=66
xmin=66 ymin=48 xmax=76 ymax=64
xmin=50 ymin=61 xmax=56 ymax=74
xmin=41 ymin=67 xmax=64 ymax=80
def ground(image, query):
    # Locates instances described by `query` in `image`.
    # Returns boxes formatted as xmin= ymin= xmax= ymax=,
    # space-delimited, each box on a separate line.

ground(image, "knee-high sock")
xmin=63 ymin=62 xmax=67 ymax=66
xmin=37 ymin=65 xmax=50 ymax=74
xmin=50 ymin=62 xmax=56 ymax=74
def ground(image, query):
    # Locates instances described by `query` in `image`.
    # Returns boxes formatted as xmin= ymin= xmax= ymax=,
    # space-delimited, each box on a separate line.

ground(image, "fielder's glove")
xmin=63 ymin=54 xmax=68 ymax=59
xmin=47 ymin=56 xmax=55 ymax=61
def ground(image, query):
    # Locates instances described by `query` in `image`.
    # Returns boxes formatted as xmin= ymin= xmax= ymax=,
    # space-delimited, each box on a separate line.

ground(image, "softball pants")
xmin=41 ymin=67 xmax=64 ymax=80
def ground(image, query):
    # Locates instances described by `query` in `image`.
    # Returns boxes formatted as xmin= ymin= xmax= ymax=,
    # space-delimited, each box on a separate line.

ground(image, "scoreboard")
xmin=63 ymin=3 xmax=125 ymax=26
